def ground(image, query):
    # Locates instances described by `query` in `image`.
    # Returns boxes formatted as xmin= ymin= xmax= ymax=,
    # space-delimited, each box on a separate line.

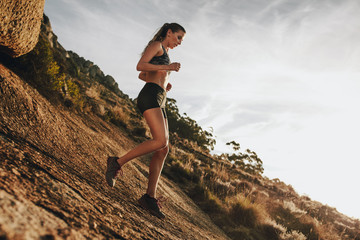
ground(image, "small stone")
xmin=91 ymin=221 xmax=97 ymax=229
xmin=0 ymin=168 xmax=6 ymax=177
xmin=11 ymin=168 xmax=21 ymax=176
xmin=17 ymin=152 xmax=25 ymax=161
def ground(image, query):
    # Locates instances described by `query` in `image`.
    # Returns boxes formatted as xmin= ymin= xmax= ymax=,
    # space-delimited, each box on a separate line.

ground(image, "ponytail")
xmin=142 ymin=23 xmax=186 ymax=55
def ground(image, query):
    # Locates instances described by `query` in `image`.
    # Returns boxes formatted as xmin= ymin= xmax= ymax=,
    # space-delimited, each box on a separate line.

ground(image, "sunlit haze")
xmin=44 ymin=0 xmax=360 ymax=219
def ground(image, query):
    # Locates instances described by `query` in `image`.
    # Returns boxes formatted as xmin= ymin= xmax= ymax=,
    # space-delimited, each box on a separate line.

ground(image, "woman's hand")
xmin=138 ymin=72 xmax=147 ymax=81
xmin=168 ymin=62 xmax=181 ymax=72
xmin=166 ymin=82 xmax=172 ymax=92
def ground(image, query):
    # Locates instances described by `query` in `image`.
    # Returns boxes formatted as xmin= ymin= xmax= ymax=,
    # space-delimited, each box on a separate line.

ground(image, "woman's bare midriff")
xmin=145 ymin=70 xmax=169 ymax=90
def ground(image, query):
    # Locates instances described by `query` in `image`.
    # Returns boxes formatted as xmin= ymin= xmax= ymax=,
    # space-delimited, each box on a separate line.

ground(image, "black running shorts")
xmin=137 ymin=82 xmax=167 ymax=118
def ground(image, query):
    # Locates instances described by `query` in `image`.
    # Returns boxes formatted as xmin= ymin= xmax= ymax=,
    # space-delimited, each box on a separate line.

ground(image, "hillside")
xmin=1 ymin=13 xmax=360 ymax=240
xmin=0 ymin=63 xmax=229 ymax=239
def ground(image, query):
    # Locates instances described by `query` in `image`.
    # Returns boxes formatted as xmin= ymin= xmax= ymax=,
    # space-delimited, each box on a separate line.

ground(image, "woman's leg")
xmin=116 ymin=107 xmax=168 ymax=167
xmin=146 ymin=117 xmax=169 ymax=198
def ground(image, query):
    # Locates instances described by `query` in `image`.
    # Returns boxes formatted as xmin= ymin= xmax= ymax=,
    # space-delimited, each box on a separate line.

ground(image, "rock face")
xmin=0 ymin=0 xmax=45 ymax=57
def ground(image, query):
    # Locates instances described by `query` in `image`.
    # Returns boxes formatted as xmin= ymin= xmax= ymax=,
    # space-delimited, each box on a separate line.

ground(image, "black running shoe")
xmin=138 ymin=194 xmax=165 ymax=219
xmin=105 ymin=157 xmax=122 ymax=187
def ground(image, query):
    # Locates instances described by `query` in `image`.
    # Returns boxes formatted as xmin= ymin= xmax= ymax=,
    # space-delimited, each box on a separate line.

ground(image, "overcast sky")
xmin=44 ymin=0 xmax=360 ymax=219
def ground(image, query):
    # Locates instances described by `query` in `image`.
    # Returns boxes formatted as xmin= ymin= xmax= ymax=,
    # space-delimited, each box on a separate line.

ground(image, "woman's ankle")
xmin=146 ymin=191 xmax=155 ymax=198
xmin=116 ymin=157 xmax=123 ymax=167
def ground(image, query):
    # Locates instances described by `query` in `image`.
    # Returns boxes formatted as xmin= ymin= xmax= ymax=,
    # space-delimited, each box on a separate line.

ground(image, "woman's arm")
xmin=136 ymin=42 xmax=169 ymax=72
xmin=136 ymin=42 xmax=180 ymax=72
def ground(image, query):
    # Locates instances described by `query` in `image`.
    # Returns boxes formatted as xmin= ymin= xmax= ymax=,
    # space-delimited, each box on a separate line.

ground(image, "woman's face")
xmin=168 ymin=30 xmax=186 ymax=49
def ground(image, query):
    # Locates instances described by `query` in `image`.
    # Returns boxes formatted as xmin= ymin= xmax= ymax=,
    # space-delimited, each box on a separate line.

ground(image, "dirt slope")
xmin=0 ymin=64 xmax=230 ymax=239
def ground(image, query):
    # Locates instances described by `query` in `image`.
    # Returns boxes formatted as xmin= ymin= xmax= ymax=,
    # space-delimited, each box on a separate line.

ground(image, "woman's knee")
xmin=159 ymin=145 xmax=169 ymax=155
xmin=153 ymin=137 xmax=168 ymax=150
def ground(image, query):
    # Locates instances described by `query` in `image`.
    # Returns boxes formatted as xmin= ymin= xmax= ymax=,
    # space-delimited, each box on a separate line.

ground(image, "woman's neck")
xmin=161 ymin=40 xmax=170 ymax=51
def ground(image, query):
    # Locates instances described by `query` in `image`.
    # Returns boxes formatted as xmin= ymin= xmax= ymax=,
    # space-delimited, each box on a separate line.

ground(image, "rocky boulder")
xmin=0 ymin=0 xmax=45 ymax=57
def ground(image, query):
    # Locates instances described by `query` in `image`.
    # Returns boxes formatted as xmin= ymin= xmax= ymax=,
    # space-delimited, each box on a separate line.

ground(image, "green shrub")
xmin=2 ymin=36 xmax=59 ymax=100
xmin=1 ymin=34 xmax=83 ymax=108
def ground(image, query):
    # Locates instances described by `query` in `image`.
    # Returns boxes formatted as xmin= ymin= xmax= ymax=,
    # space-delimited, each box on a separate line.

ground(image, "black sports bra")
xmin=149 ymin=45 xmax=170 ymax=65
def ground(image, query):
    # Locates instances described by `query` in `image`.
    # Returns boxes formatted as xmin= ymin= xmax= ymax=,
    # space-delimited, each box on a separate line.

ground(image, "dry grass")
xmin=280 ymin=230 xmax=307 ymax=240
xmin=164 ymin=140 xmax=357 ymax=240
xmin=283 ymin=200 xmax=307 ymax=216
xmin=182 ymin=154 xmax=196 ymax=171
xmin=215 ymin=163 xmax=231 ymax=182
xmin=224 ymin=193 xmax=267 ymax=228
xmin=211 ymin=179 xmax=236 ymax=199
xmin=113 ymin=106 xmax=130 ymax=125
xmin=85 ymin=86 xmax=100 ymax=99
xmin=316 ymin=223 xmax=343 ymax=240
xmin=266 ymin=200 xmax=323 ymax=240
xmin=231 ymin=179 xmax=254 ymax=196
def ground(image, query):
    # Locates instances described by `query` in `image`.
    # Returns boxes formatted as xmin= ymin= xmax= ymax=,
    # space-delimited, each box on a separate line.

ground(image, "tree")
xmin=223 ymin=141 xmax=264 ymax=175
xmin=226 ymin=141 xmax=240 ymax=151
xmin=166 ymin=98 xmax=216 ymax=151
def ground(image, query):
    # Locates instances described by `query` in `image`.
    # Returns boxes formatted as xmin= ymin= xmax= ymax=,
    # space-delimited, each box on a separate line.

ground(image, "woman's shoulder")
xmin=148 ymin=41 xmax=162 ymax=50
xmin=144 ymin=41 xmax=164 ymax=57
xmin=141 ymin=41 xmax=164 ymax=60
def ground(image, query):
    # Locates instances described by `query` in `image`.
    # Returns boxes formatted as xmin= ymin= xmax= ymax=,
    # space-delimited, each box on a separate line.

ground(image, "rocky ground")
xmin=0 ymin=64 xmax=230 ymax=239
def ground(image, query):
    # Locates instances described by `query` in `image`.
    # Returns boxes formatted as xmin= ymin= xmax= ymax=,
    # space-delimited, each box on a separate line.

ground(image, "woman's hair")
xmin=142 ymin=23 xmax=186 ymax=55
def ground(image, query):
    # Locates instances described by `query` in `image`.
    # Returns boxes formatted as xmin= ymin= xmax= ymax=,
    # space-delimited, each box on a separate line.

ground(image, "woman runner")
xmin=105 ymin=23 xmax=186 ymax=219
